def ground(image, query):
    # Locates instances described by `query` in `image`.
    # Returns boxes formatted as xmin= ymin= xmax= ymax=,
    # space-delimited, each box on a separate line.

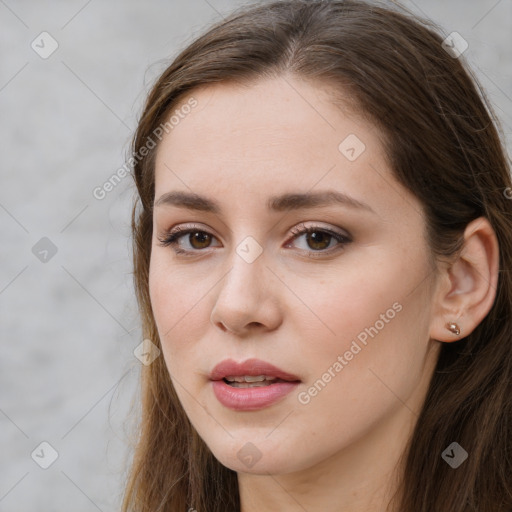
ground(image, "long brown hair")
xmin=123 ymin=1 xmax=512 ymax=510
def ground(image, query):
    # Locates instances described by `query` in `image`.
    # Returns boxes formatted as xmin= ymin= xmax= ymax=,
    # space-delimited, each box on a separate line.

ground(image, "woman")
xmin=123 ymin=1 xmax=512 ymax=510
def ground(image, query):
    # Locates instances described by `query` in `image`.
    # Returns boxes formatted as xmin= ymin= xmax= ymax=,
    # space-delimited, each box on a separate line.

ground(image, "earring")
xmin=446 ymin=322 xmax=461 ymax=336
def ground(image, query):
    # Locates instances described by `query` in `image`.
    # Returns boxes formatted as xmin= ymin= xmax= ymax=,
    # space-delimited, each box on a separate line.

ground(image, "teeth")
xmin=225 ymin=375 xmax=277 ymax=383
xmin=229 ymin=381 xmax=274 ymax=388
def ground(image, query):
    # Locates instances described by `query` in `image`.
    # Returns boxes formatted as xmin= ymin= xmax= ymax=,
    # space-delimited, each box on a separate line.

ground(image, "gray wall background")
xmin=1 ymin=1 xmax=510 ymax=511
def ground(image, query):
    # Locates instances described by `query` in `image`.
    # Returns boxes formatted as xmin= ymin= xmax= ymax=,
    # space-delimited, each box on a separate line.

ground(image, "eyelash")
xmin=157 ymin=223 xmax=352 ymax=258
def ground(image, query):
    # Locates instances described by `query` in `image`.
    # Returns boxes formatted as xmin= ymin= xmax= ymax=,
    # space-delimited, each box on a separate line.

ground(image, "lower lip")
xmin=211 ymin=380 xmax=300 ymax=411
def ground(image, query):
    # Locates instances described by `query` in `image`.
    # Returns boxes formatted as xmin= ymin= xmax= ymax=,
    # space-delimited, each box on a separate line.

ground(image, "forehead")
xmin=153 ymin=76 xmax=420 ymax=223
xmin=156 ymin=78 xmax=372 ymax=174
xmin=160 ymin=77 xmax=364 ymax=155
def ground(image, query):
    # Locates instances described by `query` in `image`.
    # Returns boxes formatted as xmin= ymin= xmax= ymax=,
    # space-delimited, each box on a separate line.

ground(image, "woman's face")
xmin=149 ymin=76 xmax=442 ymax=476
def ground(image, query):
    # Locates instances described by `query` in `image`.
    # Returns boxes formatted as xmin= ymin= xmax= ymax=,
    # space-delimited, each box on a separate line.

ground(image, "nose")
xmin=210 ymin=249 xmax=283 ymax=336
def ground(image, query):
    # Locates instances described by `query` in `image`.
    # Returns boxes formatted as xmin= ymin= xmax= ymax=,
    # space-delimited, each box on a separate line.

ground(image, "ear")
xmin=429 ymin=217 xmax=500 ymax=342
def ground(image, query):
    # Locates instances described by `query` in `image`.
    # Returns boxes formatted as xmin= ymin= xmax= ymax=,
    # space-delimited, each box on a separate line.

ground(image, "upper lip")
xmin=209 ymin=358 xmax=301 ymax=382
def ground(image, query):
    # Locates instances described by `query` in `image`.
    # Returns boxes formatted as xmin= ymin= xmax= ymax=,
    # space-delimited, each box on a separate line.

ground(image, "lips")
xmin=209 ymin=358 xmax=301 ymax=411
xmin=209 ymin=358 xmax=301 ymax=382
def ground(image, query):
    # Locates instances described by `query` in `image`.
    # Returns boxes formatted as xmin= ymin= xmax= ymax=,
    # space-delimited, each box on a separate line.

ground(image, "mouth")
xmin=209 ymin=358 xmax=301 ymax=411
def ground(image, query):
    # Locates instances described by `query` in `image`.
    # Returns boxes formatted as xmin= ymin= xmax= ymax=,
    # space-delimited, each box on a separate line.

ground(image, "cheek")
xmin=290 ymin=255 xmax=430 ymax=393
xmin=149 ymin=255 xmax=200 ymax=330
xmin=290 ymin=264 xmax=400 ymax=350
xmin=286 ymin=294 xmax=429 ymax=470
xmin=148 ymin=258 xmax=210 ymax=370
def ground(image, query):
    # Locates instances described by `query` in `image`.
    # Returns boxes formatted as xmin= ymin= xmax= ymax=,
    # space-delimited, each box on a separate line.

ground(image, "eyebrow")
xmin=154 ymin=190 xmax=376 ymax=214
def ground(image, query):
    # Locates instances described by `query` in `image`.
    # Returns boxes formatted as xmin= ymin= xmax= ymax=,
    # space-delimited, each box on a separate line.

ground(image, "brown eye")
xmin=188 ymin=231 xmax=212 ymax=249
xmin=304 ymin=231 xmax=332 ymax=251
xmin=287 ymin=224 xmax=351 ymax=255
xmin=157 ymin=227 xmax=221 ymax=255
xmin=158 ymin=223 xmax=351 ymax=258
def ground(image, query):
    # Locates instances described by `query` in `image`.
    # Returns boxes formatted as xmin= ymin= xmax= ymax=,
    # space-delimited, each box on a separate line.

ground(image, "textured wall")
xmin=0 ymin=0 xmax=510 ymax=510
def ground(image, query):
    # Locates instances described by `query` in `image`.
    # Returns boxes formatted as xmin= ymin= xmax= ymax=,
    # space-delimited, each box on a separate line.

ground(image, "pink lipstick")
xmin=209 ymin=358 xmax=301 ymax=411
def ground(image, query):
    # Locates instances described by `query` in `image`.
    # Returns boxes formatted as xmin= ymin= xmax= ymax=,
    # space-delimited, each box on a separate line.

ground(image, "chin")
xmin=219 ymin=454 xmax=289 ymax=475
xmin=204 ymin=437 xmax=300 ymax=475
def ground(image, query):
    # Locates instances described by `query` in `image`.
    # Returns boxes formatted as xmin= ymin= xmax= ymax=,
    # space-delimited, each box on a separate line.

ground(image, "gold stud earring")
xmin=446 ymin=322 xmax=461 ymax=336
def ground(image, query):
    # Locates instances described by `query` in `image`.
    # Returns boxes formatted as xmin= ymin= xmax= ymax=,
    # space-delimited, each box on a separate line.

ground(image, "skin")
xmin=148 ymin=75 xmax=499 ymax=512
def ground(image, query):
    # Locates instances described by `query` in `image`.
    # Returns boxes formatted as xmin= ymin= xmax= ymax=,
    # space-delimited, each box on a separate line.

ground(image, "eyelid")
xmin=287 ymin=222 xmax=349 ymax=241
xmin=156 ymin=223 xmax=220 ymax=250
xmin=159 ymin=223 xmax=211 ymax=240
xmin=157 ymin=222 xmax=352 ymax=257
